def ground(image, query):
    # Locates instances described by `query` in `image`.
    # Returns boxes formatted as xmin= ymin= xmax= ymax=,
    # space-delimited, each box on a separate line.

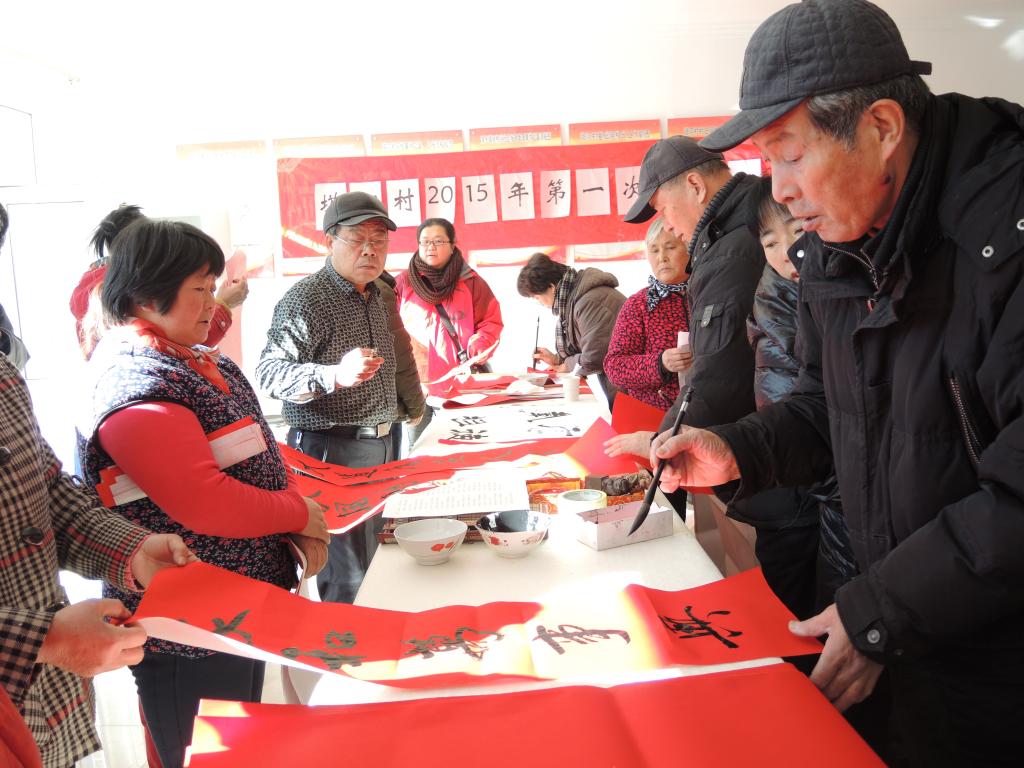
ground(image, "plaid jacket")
xmin=0 ymin=356 xmax=150 ymax=767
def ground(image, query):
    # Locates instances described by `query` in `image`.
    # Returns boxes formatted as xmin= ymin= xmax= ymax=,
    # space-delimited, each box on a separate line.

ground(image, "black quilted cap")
xmin=701 ymin=0 xmax=932 ymax=152
xmin=623 ymin=136 xmax=724 ymax=224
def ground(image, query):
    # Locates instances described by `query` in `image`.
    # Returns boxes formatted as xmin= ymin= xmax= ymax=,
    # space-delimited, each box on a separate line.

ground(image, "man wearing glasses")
xmin=257 ymin=191 xmax=399 ymax=603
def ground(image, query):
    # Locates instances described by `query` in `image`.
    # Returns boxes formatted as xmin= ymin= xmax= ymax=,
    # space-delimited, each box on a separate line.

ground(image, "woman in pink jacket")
xmin=395 ymin=218 xmax=502 ymax=441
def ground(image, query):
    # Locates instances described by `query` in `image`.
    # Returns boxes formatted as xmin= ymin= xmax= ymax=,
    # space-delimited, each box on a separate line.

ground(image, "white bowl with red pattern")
xmin=475 ymin=510 xmax=551 ymax=558
xmin=393 ymin=518 xmax=468 ymax=565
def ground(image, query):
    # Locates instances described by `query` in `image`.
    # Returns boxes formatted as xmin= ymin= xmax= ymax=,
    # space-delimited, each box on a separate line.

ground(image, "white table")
xmin=287 ymin=386 xmax=772 ymax=706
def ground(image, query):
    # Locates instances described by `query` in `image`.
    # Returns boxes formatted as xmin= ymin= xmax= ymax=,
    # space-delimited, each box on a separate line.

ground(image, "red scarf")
xmin=126 ymin=319 xmax=230 ymax=394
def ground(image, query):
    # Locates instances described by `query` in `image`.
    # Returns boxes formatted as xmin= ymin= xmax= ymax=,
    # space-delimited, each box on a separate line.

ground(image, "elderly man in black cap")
xmin=257 ymin=191 xmax=401 ymax=603
xmin=653 ymin=0 xmax=1024 ymax=763
xmin=625 ymin=136 xmax=764 ymax=433
xmin=625 ymin=138 xmax=828 ymax=624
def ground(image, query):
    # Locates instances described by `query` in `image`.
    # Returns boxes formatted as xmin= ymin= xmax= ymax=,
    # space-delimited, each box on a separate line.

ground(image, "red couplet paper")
xmin=291 ymin=470 xmax=456 ymax=533
xmin=611 ymin=391 xmax=667 ymax=434
xmin=133 ymin=562 xmax=543 ymax=689
xmin=135 ymin=563 xmax=821 ymax=695
xmin=278 ymin=439 xmax=576 ymax=488
xmin=187 ymin=663 xmax=881 ymax=767
xmin=440 ymin=393 xmax=562 ymax=409
xmin=626 ymin=568 xmax=822 ymax=665
xmin=564 ymin=417 xmax=640 ymax=477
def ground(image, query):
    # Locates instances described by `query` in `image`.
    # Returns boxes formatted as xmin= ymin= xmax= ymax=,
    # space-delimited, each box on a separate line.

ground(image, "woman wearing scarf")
xmin=516 ymin=252 xmax=626 ymax=401
xmin=76 ymin=219 xmax=329 ymax=768
xmin=604 ymin=218 xmax=692 ymax=409
xmin=603 ymin=218 xmax=692 ymax=463
xmin=394 ymin=218 xmax=502 ymax=441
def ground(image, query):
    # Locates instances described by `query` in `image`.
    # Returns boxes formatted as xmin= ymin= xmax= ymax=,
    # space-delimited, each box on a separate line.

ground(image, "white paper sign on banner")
xmin=348 ymin=181 xmax=383 ymax=205
xmin=576 ymin=168 xmax=611 ymax=217
xmin=313 ymin=183 xmax=347 ymax=222
xmin=424 ymin=176 xmax=457 ymax=222
xmin=540 ymin=170 xmax=571 ymax=218
xmin=461 ymin=174 xmax=498 ymax=224
xmin=385 ymin=179 xmax=421 ymax=229
xmin=728 ymin=158 xmax=762 ymax=176
xmin=499 ymin=172 xmax=535 ymax=221
xmin=614 ymin=166 xmax=642 ymax=216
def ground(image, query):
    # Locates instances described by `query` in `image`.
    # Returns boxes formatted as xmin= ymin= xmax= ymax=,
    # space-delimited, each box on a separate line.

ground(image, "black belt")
xmin=313 ymin=423 xmax=391 ymax=440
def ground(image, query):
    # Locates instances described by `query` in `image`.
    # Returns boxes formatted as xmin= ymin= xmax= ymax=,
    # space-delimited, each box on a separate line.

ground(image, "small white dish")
xmin=393 ymin=518 xmax=468 ymax=566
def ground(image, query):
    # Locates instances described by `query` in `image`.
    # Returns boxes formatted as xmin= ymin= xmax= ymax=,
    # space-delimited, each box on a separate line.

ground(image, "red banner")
xmin=132 ymin=563 xmax=821 ymax=688
xmin=278 ymin=142 xmax=656 ymax=260
xmin=188 ymin=664 xmax=881 ymax=767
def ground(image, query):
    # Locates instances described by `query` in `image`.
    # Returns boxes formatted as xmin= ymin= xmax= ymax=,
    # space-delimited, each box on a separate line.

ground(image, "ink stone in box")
xmin=573 ymin=500 xmax=673 ymax=550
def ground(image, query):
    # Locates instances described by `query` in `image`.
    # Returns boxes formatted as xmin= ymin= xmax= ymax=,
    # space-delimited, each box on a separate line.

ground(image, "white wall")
xmin=2 ymin=0 xmax=1023 ymax=463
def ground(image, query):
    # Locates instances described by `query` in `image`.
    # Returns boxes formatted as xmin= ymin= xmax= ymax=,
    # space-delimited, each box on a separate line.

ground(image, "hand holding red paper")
xmin=335 ymin=347 xmax=384 ymax=388
xmin=38 ymin=599 xmax=148 ymax=677
xmin=651 ymin=425 xmax=740 ymax=491
xmin=603 ymin=430 xmax=655 ymax=460
xmin=130 ymin=533 xmax=198 ymax=588
xmin=298 ymin=496 xmax=330 ymax=543
xmin=790 ymin=603 xmax=884 ymax=712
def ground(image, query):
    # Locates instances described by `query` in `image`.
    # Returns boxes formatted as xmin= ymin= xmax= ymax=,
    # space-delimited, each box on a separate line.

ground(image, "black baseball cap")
xmin=623 ymin=136 xmax=724 ymax=224
xmin=322 ymin=191 xmax=397 ymax=233
xmin=701 ymin=0 xmax=932 ymax=152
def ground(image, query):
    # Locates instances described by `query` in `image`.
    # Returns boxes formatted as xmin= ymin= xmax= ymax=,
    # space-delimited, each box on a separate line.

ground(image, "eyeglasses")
xmin=419 ymin=238 xmax=452 ymax=248
xmin=333 ymin=234 xmax=390 ymax=250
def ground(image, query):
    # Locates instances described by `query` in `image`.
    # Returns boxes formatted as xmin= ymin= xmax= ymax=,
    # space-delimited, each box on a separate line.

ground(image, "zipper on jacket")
xmin=949 ymin=373 xmax=982 ymax=468
xmin=827 ymin=243 xmax=885 ymax=311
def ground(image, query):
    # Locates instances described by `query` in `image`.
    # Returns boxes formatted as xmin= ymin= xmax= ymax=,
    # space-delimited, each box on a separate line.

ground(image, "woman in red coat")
xmin=603 ymin=218 xmax=692 ymax=459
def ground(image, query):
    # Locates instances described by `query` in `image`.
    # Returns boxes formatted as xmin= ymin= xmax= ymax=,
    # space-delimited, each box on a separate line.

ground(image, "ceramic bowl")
xmin=393 ymin=518 xmax=468 ymax=566
xmin=475 ymin=510 xmax=551 ymax=559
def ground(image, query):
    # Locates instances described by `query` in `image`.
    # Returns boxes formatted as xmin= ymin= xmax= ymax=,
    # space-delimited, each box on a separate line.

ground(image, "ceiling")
xmin=2 ymin=0 xmax=1022 ymax=148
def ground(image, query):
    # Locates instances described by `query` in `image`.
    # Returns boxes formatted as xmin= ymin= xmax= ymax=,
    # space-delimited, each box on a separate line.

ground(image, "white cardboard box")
xmin=573 ymin=500 xmax=673 ymax=550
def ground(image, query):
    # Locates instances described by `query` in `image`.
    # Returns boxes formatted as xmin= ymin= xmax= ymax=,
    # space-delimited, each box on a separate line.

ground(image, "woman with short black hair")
xmin=78 ymin=218 xmax=328 ymax=768
xmin=516 ymin=252 xmax=626 ymax=399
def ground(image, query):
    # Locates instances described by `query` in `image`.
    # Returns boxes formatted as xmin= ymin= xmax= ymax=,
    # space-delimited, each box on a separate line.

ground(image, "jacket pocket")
xmin=693 ymin=301 xmax=729 ymax=357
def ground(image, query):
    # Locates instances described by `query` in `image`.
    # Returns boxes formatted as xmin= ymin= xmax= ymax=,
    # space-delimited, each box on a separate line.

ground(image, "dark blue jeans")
xmin=132 ymin=650 xmax=265 ymax=768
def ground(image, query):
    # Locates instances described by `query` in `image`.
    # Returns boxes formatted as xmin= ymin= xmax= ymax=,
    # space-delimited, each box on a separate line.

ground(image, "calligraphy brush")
xmin=532 ymin=315 xmax=540 ymax=370
xmin=628 ymin=386 xmax=694 ymax=535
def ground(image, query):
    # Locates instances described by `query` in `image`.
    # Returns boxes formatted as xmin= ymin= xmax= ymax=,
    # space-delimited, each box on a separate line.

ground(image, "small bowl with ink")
xmin=393 ymin=518 xmax=468 ymax=566
xmin=475 ymin=510 xmax=551 ymax=559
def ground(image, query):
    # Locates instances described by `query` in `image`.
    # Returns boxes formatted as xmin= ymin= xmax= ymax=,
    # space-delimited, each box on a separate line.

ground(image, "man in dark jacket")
xmin=654 ymin=1 xmax=1024 ymax=763
xmin=623 ymin=137 xmax=815 ymax=550
xmin=624 ymin=137 xmax=764 ymax=433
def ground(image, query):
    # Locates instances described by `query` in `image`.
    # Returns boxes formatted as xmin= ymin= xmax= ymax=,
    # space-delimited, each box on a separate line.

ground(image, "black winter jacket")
xmin=747 ymin=264 xmax=856 ymax=578
xmin=714 ymin=95 xmax=1024 ymax=672
xmin=747 ymin=265 xmax=802 ymax=411
xmin=660 ymin=174 xmax=765 ymax=433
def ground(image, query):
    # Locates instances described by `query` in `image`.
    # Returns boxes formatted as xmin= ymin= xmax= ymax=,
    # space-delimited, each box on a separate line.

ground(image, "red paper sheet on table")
xmin=565 ymin=417 xmax=639 ymax=476
xmin=611 ymin=392 xmax=667 ymax=434
xmin=278 ymin=438 xmax=576 ymax=488
xmin=626 ymin=567 xmax=821 ymax=664
xmin=133 ymin=562 xmax=544 ymax=689
xmin=448 ymin=375 xmax=518 ymax=391
xmin=291 ymin=470 xmax=456 ymax=533
xmin=188 ymin=664 xmax=881 ymax=767
xmin=133 ymin=563 xmax=819 ymax=691
xmin=439 ymin=393 xmax=563 ymax=409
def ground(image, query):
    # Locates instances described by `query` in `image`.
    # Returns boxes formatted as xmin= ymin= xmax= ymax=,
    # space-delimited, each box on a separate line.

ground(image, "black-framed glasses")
xmin=419 ymin=238 xmax=452 ymax=248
